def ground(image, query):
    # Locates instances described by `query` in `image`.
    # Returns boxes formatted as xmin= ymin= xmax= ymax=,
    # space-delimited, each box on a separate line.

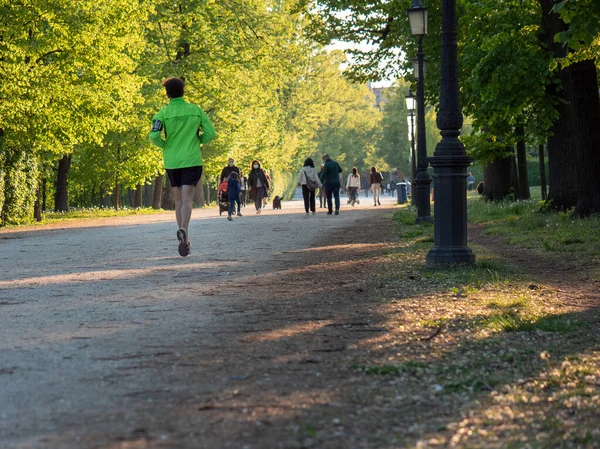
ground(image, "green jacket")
xmin=320 ymin=159 xmax=342 ymax=185
xmin=149 ymin=97 xmax=216 ymax=169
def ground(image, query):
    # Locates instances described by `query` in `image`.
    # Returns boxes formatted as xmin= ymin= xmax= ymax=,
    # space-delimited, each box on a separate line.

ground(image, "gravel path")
xmin=0 ymin=196 xmax=398 ymax=448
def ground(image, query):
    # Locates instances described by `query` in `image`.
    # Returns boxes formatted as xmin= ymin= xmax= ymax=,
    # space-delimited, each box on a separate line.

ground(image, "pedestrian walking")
xmin=319 ymin=153 xmax=343 ymax=216
xmin=239 ymin=170 xmax=248 ymax=207
xmin=297 ymin=158 xmax=322 ymax=215
xmin=220 ymin=157 xmax=240 ymax=183
xmin=248 ymin=160 xmax=270 ymax=215
xmin=467 ymin=172 xmax=475 ymax=191
xmin=227 ymin=172 xmax=242 ymax=221
xmin=346 ymin=168 xmax=360 ymax=206
xmin=317 ymin=164 xmax=326 ymax=208
xmin=370 ymin=167 xmax=383 ymax=206
xmin=149 ymin=77 xmax=215 ymax=257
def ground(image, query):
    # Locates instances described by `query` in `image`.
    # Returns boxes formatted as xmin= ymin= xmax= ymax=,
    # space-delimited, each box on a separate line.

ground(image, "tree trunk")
xmin=128 ymin=188 xmax=135 ymax=208
xmin=143 ymin=183 xmax=153 ymax=207
xmin=162 ymin=181 xmax=175 ymax=210
xmin=34 ymin=186 xmax=42 ymax=222
xmin=41 ymin=177 xmax=47 ymax=212
xmin=134 ymin=184 xmax=143 ymax=208
xmin=539 ymin=143 xmax=547 ymax=201
xmin=152 ymin=175 xmax=163 ymax=209
xmin=509 ymin=148 xmax=520 ymax=198
xmin=540 ymin=0 xmax=578 ymax=210
xmin=483 ymin=154 xmax=519 ymax=201
xmin=54 ymin=155 xmax=71 ymax=212
xmin=515 ymin=126 xmax=530 ymax=200
xmin=205 ymin=179 xmax=211 ymax=204
xmin=568 ymin=60 xmax=600 ymax=217
xmin=113 ymin=182 xmax=121 ymax=211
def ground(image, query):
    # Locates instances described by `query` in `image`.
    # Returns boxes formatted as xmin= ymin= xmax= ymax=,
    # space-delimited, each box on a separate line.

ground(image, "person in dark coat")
xmin=226 ymin=172 xmax=242 ymax=221
xmin=220 ymin=157 xmax=240 ymax=183
xmin=319 ymin=153 xmax=343 ymax=215
xmin=247 ymin=160 xmax=270 ymax=214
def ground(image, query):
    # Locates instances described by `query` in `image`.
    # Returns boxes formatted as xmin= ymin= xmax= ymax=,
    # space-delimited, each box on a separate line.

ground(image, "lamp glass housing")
xmin=405 ymin=92 xmax=416 ymax=111
xmin=408 ymin=5 xmax=428 ymax=36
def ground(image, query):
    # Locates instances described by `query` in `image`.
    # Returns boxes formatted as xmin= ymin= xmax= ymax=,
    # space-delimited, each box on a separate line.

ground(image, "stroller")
xmin=217 ymin=180 xmax=229 ymax=216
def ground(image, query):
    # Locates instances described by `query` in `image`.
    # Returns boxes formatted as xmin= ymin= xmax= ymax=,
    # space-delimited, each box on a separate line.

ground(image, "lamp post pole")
xmin=425 ymin=0 xmax=475 ymax=266
xmin=406 ymin=90 xmax=417 ymax=206
xmin=407 ymin=0 xmax=432 ymax=224
xmin=410 ymin=111 xmax=417 ymax=205
xmin=414 ymin=35 xmax=432 ymax=223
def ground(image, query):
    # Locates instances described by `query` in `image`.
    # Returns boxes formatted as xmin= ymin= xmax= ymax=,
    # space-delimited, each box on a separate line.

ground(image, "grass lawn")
xmin=349 ymin=194 xmax=600 ymax=448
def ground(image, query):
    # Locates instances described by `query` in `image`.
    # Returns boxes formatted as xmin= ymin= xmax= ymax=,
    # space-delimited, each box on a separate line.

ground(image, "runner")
xmin=149 ymin=77 xmax=216 ymax=256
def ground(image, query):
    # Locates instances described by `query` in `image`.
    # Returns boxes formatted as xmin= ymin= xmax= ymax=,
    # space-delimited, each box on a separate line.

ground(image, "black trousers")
xmin=302 ymin=185 xmax=316 ymax=213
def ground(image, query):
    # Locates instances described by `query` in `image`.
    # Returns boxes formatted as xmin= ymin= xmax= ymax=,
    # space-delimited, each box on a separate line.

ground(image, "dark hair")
xmin=352 ymin=167 xmax=358 ymax=176
xmin=230 ymin=172 xmax=238 ymax=179
xmin=304 ymin=158 xmax=315 ymax=168
xmin=163 ymin=78 xmax=184 ymax=98
xmin=371 ymin=167 xmax=377 ymax=173
xmin=251 ymin=160 xmax=261 ymax=169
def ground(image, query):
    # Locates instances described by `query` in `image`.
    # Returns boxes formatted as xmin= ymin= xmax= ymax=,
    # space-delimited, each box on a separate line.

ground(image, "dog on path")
xmin=272 ymin=196 xmax=282 ymax=210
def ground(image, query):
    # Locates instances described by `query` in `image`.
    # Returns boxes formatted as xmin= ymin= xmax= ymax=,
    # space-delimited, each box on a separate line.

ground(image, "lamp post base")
xmin=426 ymin=153 xmax=475 ymax=268
xmin=426 ymin=245 xmax=475 ymax=267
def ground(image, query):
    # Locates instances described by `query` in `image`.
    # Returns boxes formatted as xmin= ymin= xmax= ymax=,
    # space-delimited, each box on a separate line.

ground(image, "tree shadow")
xmin=2 ymin=212 xmax=598 ymax=448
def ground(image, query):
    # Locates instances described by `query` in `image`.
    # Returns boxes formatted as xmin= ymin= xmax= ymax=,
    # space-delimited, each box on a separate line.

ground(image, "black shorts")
xmin=166 ymin=166 xmax=203 ymax=187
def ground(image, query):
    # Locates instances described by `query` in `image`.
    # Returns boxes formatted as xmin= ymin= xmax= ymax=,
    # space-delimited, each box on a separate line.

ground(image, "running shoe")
xmin=176 ymin=228 xmax=190 ymax=257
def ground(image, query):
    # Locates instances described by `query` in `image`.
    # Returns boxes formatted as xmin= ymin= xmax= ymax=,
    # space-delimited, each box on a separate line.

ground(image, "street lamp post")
xmin=406 ymin=91 xmax=417 ymax=205
xmin=425 ymin=0 xmax=475 ymax=266
xmin=407 ymin=0 xmax=432 ymax=224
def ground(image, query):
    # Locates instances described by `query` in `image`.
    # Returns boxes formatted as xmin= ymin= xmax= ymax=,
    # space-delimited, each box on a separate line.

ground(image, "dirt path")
xmin=1 ymin=198 xmax=598 ymax=449
xmin=0 ymin=196 xmax=400 ymax=449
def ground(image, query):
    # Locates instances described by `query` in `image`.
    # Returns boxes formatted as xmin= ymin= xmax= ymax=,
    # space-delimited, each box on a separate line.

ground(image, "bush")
xmin=1 ymin=148 xmax=38 ymax=226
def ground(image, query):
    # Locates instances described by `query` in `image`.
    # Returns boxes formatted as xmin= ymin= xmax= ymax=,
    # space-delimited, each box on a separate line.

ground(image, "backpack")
xmin=304 ymin=169 xmax=319 ymax=191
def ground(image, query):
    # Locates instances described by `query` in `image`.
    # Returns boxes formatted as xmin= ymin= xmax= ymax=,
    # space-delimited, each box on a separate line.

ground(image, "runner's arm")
xmin=197 ymin=109 xmax=216 ymax=144
xmin=149 ymin=112 xmax=165 ymax=148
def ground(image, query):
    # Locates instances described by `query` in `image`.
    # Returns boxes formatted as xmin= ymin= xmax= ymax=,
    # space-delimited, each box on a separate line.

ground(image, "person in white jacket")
xmin=298 ymin=158 xmax=323 ymax=215
xmin=346 ymin=167 xmax=361 ymax=206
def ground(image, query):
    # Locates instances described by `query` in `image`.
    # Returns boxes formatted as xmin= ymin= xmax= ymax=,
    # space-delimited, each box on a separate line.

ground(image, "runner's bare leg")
xmin=180 ymin=185 xmax=195 ymax=242
xmin=174 ymin=187 xmax=183 ymax=230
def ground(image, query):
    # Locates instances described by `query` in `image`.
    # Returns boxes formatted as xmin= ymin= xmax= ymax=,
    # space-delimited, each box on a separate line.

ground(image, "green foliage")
xmin=1 ymin=0 xmax=398 ymax=217
xmin=377 ymin=83 xmax=411 ymax=174
xmin=0 ymin=147 xmax=38 ymax=226
xmin=525 ymin=159 xmax=549 ymax=186
xmin=553 ymin=0 xmax=600 ymax=65
xmin=0 ymin=133 xmax=5 ymax=217
xmin=458 ymin=0 xmax=559 ymax=157
xmin=309 ymin=0 xmax=565 ymax=165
